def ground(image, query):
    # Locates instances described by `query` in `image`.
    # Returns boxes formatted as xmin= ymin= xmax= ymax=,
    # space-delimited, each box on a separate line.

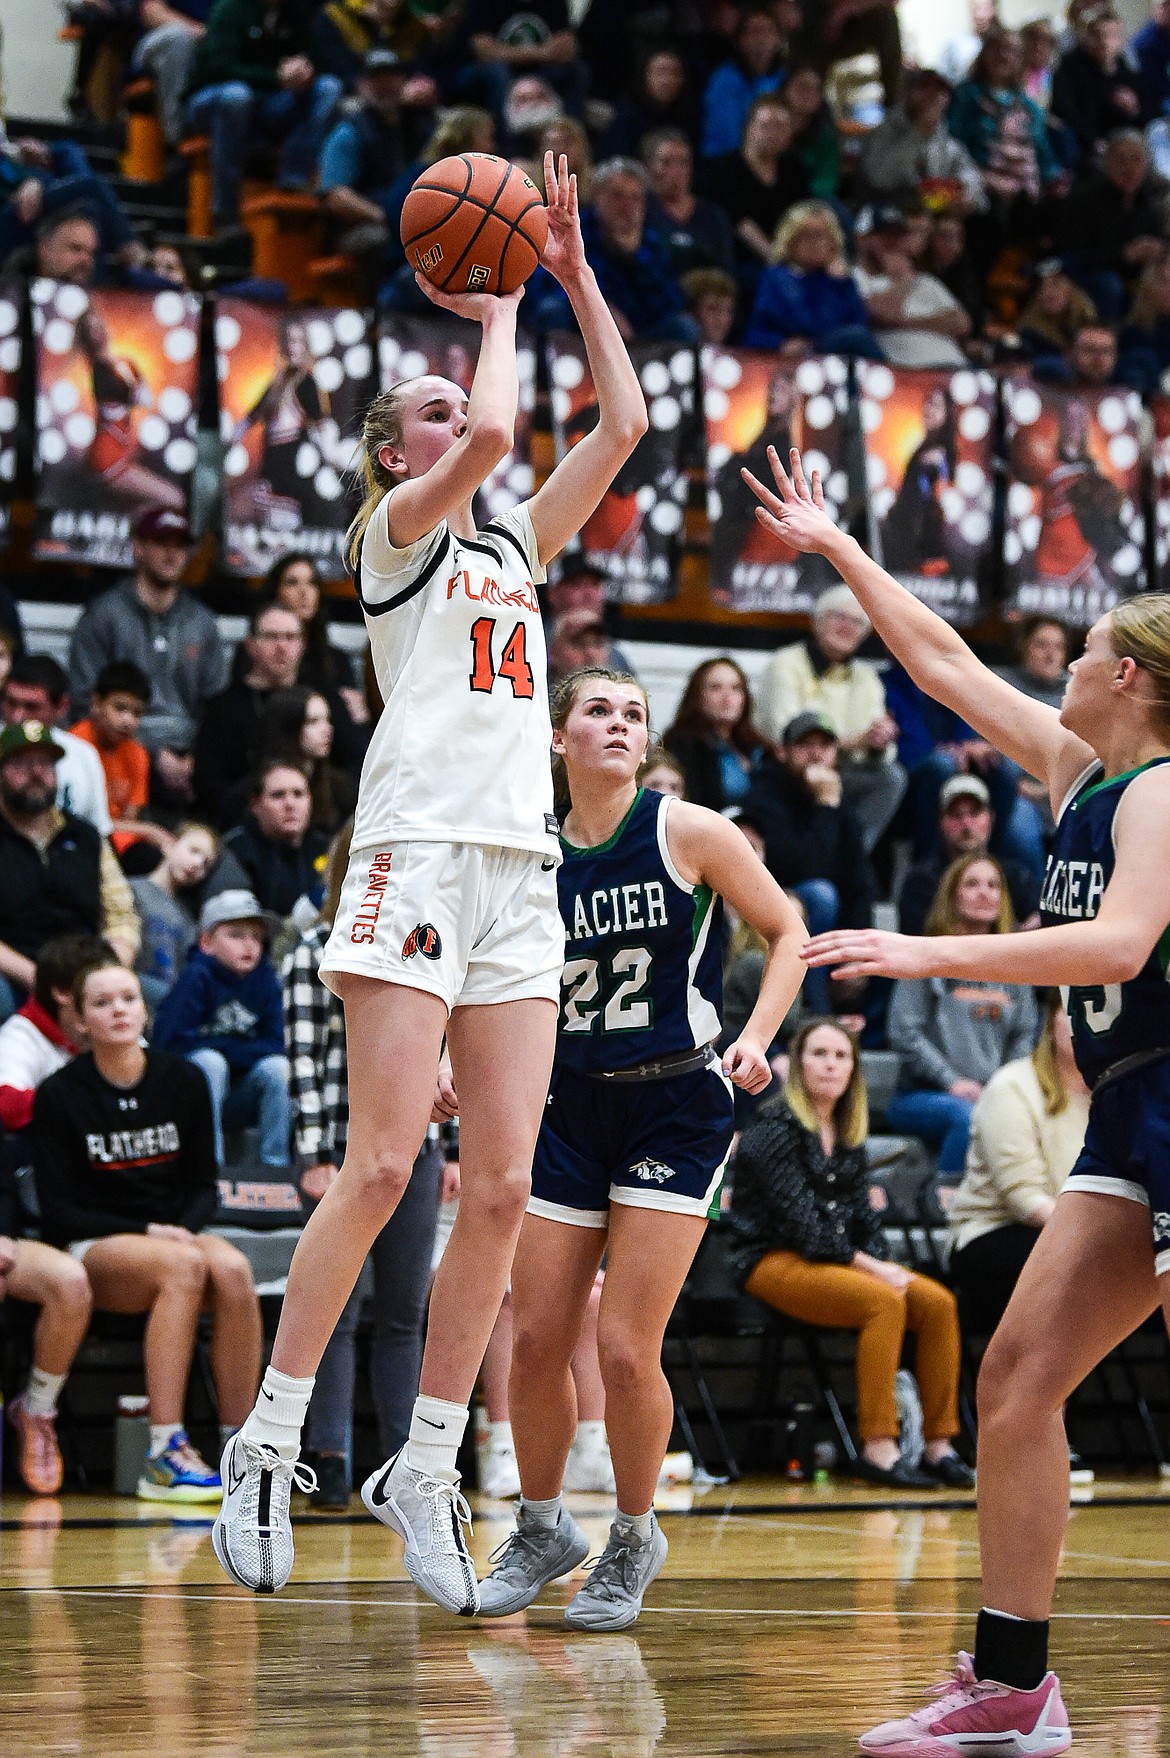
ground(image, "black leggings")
xmin=950 ymin=1222 xmax=1042 ymax=1336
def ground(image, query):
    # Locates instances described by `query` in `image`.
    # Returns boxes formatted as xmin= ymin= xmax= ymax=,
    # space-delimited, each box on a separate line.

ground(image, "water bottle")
xmin=114 ymin=1394 xmax=150 ymax=1495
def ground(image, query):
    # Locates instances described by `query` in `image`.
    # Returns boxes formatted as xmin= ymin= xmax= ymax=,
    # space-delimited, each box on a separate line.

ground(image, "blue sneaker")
xmin=137 ymin=1431 xmax=222 ymax=1503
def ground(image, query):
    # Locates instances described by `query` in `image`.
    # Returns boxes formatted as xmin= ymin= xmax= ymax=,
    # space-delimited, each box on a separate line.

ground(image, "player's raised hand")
xmin=802 ymin=929 xmax=934 ymax=982
xmin=741 ymin=446 xmax=840 ymax=556
xmin=540 ymin=151 xmax=587 ymax=288
xmin=722 ymin=1036 xmax=774 ymax=1095
xmin=414 ymin=272 xmax=524 ymax=325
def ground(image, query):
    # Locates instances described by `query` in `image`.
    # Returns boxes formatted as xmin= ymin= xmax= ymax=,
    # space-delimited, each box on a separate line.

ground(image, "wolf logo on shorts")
xmin=402 ymin=923 xmax=442 ymax=961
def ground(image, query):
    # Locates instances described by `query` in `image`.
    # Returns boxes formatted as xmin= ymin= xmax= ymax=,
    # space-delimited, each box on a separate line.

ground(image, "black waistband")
xmin=585 ymin=1044 xmax=718 ymax=1084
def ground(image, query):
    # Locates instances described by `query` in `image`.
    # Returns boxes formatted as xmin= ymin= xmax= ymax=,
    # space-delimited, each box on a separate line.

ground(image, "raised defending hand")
xmin=540 ymin=151 xmax=587 ymax=288
xmin=741 ymin=445 xmax=841 ymax=556
xmin=722 ymin=1036 xmax=774 ymax=1095
xmin=414 ymin=272 xmax=525 ymax=325
xmin=801 ymin=929 xmax=934 ymax=983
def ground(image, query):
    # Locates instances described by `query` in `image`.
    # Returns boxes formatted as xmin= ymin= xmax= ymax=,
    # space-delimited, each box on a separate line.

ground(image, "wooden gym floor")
xmin=3 ymin=1476 xmax=1170 ymax=1756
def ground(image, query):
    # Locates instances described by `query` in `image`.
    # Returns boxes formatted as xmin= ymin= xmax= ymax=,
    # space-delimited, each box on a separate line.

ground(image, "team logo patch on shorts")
xmin=630 ymin=1159 xmax=675 ymax=1185
xmin=402 ymin=922 xmax=443 ymax=961
xmin=1154 ymin=1211 xmax=1170 ymax=1247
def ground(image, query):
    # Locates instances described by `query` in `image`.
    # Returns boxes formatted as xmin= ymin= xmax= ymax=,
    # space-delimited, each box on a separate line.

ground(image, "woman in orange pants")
xmin=728 ymin=1017 xmax=971 ymax=1488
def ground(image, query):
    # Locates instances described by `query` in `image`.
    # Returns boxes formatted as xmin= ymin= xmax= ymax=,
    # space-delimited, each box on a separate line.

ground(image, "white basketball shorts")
xmin=319 ymin=839 xmax=565 ymax=1013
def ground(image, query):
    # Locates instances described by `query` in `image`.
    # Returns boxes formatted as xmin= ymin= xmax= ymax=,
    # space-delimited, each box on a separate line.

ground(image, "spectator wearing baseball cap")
xmin=547 ymin=557 xmax=636 ymax=675
xmin=68 ymin=505 xmax=229 ymax=812
xmin=741 ymin=709 xmax=876 ymax=1011
xmin=316 ymin=47 xmax=421 ymax=294
xmin=897 ymin=772 xmax=1041 ymax=936
xmin=2 ymin=654 xmax=112 ymax=837
xmin=547 ymin=608 xmax=626 ymax=692
xmin=0 ymin=720 xmax=139 ymax=1025
xmin=153 ymin=888 xmax=291 ymax=1172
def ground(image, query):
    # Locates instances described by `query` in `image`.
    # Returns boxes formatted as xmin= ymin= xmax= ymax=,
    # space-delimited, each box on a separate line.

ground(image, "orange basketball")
xmin=401 ymin=153 xmax=548 ymax=297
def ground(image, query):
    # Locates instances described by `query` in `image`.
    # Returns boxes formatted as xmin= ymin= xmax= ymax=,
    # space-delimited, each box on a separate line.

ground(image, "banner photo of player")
xmin=32 ymin=280 xmax=199 ymax=569
xmin=1151 ymin=394 xmax=1170 ymax=591
xmin=218 ymin=300 xmax=376 ymax=577
xmin=858 ymin=363 xmax=995 ymax=626
xmin=705 ymin=350 xmax=848 ymax=614
xmin=377 ymin=313 xmax=536 ymax=527
xmin=1003 ymin=377 xmax=1146 ymax=625
xmin=0 ymin=283 xmax=19 ymax=550
xmin=546 ymin=334 xmax=692 ymax=604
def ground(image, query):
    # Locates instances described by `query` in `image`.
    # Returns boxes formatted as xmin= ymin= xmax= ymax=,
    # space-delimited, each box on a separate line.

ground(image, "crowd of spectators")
xmin=0 ymin=0 xmax=1149 ymax=1495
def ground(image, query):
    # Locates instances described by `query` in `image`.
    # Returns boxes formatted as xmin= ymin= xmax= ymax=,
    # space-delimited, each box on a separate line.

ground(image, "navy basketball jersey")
xmin=556 ymin=789 xmax=723 ymax=1075
xmin=1039 ymin=756 xmax=1170 ymax=1085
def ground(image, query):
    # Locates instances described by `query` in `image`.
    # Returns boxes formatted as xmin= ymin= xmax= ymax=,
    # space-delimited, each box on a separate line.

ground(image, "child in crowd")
xmin=153 ymin=889 xmax=291 ymax=1172
xmin=130 ymin=822 xmax=221 ymax=1007
xmin=71 ymin=661 xmax=170 ymax=863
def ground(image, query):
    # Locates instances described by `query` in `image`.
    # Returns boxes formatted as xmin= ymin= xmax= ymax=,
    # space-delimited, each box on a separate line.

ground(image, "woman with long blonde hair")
xmin=214 ymin=154 xmax=649 ymax=1614
xmin=746 ymin=444 xmax=1170 ymax=1754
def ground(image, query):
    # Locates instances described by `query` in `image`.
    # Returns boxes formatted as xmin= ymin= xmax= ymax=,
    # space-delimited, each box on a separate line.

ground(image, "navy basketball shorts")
xmin=528 ymin=1061 xmax=736 ymax=1229
xmin=1064 ymin=1058 xmax=1170 ymax=1275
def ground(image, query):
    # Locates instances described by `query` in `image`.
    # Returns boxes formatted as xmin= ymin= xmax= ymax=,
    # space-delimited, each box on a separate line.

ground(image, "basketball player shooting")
xmin=213 ymin=153 xmax=649 ymax=1614
xmin=745 ymin=445 xmax=1170 ymax=1757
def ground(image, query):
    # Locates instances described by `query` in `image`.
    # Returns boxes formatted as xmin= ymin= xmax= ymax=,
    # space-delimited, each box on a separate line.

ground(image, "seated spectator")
xmin=703 ymin=96 xmax=809 ymax=278
xmin=757 ymin=587 xmax=906 ymax=855
xmin=923 ymin=210 xmax=985 ymax=329
xmin=1120 ymin=257 xmax=1170 ymax=391
xmin=3 ymin=655 xmax=111 ymax=835
xmin=1032 ymin=317 xmax=1124 ymax=388
xmin=701 ymin=6 xmax=785 ymax=160
xmin=637 ymin=747 xmax=686 ymax=797
xmin=221 ymin=761 xmax=330 ymax=917
xmin=317 ymin=49 xmax=413 ymax=292
xmin=663 ymin=656 xmax=766 ymax=812
xmin=537 ymin=116 xmax=594 ymax=200
xmin=0 ymin=721 xmax=139 ymax=1024
xmin=527 ymin=157 xmax=697 ymax=341
xmin=0 ymin=134 xmax=143 ymax=270
xmin=546 ymin=556 xmax=635 ymax=672
xmin=682 ymin=265 xmax=739 ymax=344
xmin=859 ymin=67 xmax=987 ymax=214
xmin=1055 ymin=130 xmax=1166 ymax=321
xmin=854 ymin=205 xmax=972 ymax=370
xmin=130 ymin=822 xmax=223 ymax=1005
xmin=949 ymin=991 xmax=1089 ymax=1333
xmin=898 ymin=774 xmax=1041 ymax=937
xmin=741 ymin=711 xmax=875 ymax=1012
xmin=154 ymin=887 xmax=291 ymax=1172
xmin=0 ymin=935 xmax=116 ymax=1132
xmin=1051 ymin=10 xmax=1147 ymax=169
xmin=34 ymin=962 xmax=261 ymax=1501
xmin=886 ymin=853 xmax=1039 ymax=1175
xmin=132 ymin=0 xmax=211 ymax=145
xmin=224 ymin=687 xmax=357 ymax=838
xmin=71 ymin=660 xmax=172 ymax=866
xmin=744 ymin=200 xmax=881 ymax=357
xmin=997 ymin=617 xmax=1070 ymax=711
xmin=282 ymin=822 xmax=443 ymax=1507
xmin=1131 ymin=0 xmax=1170 ymax=119
xmin=947 ymin=30 xmax=1063 ymax=227
xmin=461 ymin=0 xmax=587 ymax=125
xmin=194 ymin=602 xmax=305 ymax=823
xmin=728 ymin=1018 xmax=972 ymax=1488
xmin=69 ymin=507 xmax=229 ymax=813
xmin=779 ymin=64 xmax=840 ymax=199
xmin=259 ymin=551 xmax=369 ymax=753
xmin=600 ymin=47 xmax=698 ymax=159
xmin=546 ymin=610 xmax=624 ymax=690
xmin=1021 ymin=17 xmax=1058 ymax=106
xmin=1017 ymin=257 xmax=1098 ymax=360
xmin=1 ymin=205 xmax=100 ymax=290
xmin=644 ymin=129 xmax=735 ymax=277
xmin=185 ymin=0 xmax=344 ymax=228
xmin=314 ymin=0 xmax=458 ymax=84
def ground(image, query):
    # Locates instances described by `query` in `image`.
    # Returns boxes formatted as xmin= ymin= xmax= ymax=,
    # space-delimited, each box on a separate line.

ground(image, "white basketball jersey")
xmin=351 ymin=495 xmax=557 ymax=859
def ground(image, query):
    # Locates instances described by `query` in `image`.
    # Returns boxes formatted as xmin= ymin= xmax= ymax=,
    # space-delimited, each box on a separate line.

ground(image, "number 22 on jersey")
xmin=469 ymin=618 xmax=535 ymax=698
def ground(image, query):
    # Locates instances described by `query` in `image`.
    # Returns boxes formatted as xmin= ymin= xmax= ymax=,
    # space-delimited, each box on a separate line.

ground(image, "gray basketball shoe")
xmin=477 ymin=1503 xmax=591 ymax=1616
xmin=563 ymin=1515 xmax=668 ymax=1632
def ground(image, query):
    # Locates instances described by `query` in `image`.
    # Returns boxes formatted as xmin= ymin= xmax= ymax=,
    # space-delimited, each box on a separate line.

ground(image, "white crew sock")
xmin=405 ymin=1394 xmax=468 ymax=1481
xmin=23 ymin=1366 xmax=66 ymax=1419
xmin=485 ymin=1420 xmax=514 ymax=1449
xmin=614 ymin=1507 xmax=655 ymax=1543
xmin=241 ymin=1366 xmax=315 ymax=1460
xmin=574 ymin=1419 xmax=607 ymax=1452
xmin=521 ymin=1494 xmax=563 ymax=1530
xmin=150 ymin=1422 xmax=183 ymax=1457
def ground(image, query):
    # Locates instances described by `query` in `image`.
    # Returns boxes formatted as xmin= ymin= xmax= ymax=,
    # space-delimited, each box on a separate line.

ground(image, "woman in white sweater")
xmin=949 ymin=993 xmax=1089 ymax=1332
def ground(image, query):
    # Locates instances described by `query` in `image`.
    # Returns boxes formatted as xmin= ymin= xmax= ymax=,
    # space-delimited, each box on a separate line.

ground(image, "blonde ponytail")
xmin=346 ymin=384 xmax=409 ymax=570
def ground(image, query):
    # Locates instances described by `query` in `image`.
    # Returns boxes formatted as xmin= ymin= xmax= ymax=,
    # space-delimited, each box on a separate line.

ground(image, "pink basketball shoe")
xmin=858 ymin=1652 xmax=1071 ymax=1756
